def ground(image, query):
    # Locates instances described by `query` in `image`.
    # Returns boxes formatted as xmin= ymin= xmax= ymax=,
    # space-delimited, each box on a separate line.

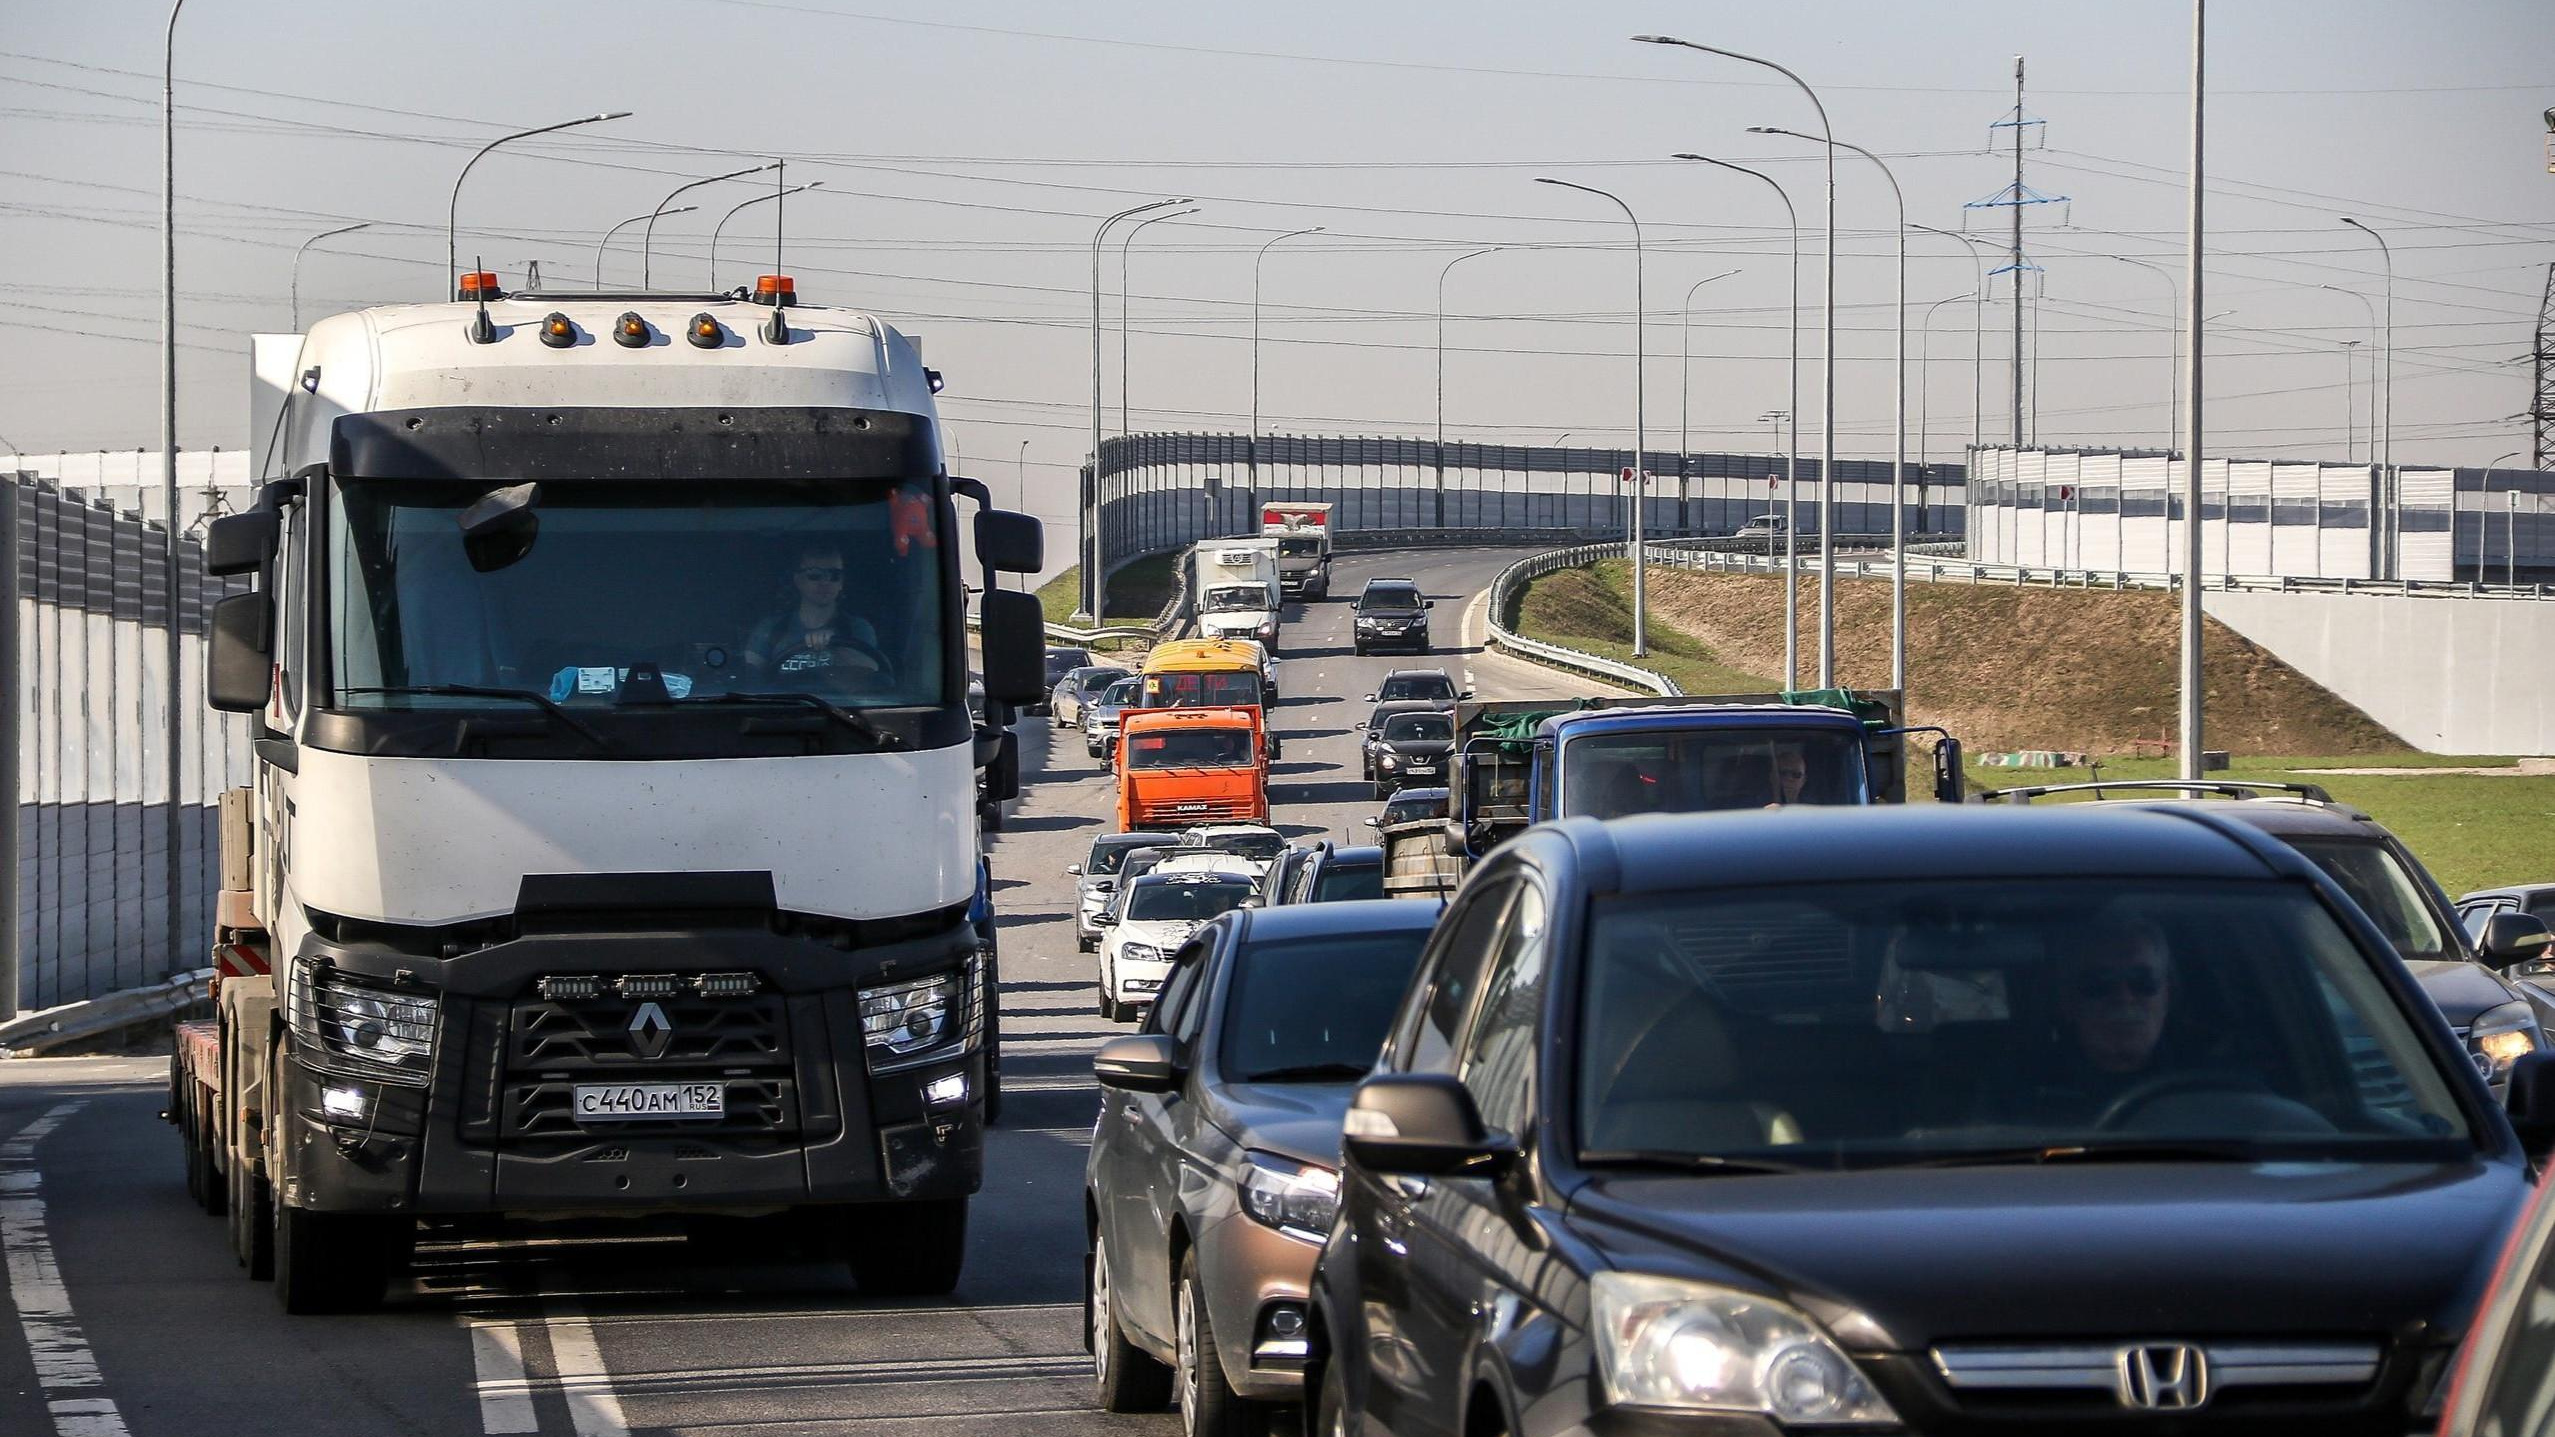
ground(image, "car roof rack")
xmin=1989 ymin=778 xmax=2335 ymax=806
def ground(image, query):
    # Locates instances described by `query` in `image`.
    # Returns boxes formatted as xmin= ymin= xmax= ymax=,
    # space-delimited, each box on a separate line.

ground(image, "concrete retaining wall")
xmin=2202 ymin=589 xmax=2555 ymax=755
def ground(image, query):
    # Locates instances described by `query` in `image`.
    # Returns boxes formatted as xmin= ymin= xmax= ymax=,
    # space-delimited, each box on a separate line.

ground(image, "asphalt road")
xmin=0 ymin=546 xmax=1589 ymax=1437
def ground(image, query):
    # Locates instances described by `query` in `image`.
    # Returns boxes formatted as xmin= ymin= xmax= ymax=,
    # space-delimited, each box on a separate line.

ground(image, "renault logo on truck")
xmin=628 ymin=1002 xmax=674 ymax=1060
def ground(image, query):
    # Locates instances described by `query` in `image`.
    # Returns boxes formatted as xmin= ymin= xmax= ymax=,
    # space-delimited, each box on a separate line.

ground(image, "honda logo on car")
xmin=2117 ymin=1345 xmax=2208 ymax=1411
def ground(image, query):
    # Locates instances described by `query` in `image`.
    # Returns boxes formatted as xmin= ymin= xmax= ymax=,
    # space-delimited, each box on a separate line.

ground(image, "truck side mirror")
xmin=981 ymin=731 xmax=1021 ymax=803
xmin=978 ymin=589 xmax=1046 ymax=703
xmin=458 ymin=481 xmax=541 ymax=573
xmin=975 ymin=509 xmax=1043 ymax=575
xmin=207 ymin=592 xmax=275 ymax=713
xmin=204 ymin=510 xmax=279 ymax=578
xmin=1934 ymin=736 xmax=1966 ymax=804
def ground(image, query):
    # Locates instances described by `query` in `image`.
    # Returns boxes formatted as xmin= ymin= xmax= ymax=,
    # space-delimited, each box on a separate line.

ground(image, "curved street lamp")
xmin=291 ymin=221 xmax=370 ymax=331
xmin=644 ymin=163 xmax=777 ymax=288
xmin=448 ymin=111 xmax=632 ymax=295
xmin=1534 ymin=176 xmax=1651 ymax=655
xmin=595 ymin=205 xmax=697 ymax=288
xmin=710 ymin=181 xmax=822 ymax=289
xmin=1085 ymin=198 xmax=1191 ymax=618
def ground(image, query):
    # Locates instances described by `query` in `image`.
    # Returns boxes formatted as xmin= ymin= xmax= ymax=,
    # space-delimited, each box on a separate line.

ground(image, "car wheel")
xmin=1091 ymin=1231 xmax=1174 ymax=1411
xmin=1313 ymin=1350 xmax=1355 ymax=1437
xmin=1177 ymin=1251 xmax=1268 ymax=1437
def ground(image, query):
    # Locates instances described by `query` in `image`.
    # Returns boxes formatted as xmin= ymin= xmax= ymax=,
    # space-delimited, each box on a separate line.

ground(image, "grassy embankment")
xmin=1510 ymin=559 xmax=2553 ymax=894
xmin=1034 ymin=554 xmax=1185 ymax=645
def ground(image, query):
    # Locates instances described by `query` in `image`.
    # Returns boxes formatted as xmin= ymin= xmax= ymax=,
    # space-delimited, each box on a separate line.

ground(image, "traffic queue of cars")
xmin=1069 ymin=716 xmax=2555 ymax=1435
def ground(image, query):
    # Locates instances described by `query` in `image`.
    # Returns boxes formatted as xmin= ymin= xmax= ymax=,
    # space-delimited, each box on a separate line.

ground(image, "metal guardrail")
xmin=0 ymin=968 xmax=210 ymax=1057
xmin=1647 ymin=536 xmax=2555 ymax=601
xmin=1480 ymin=542 xmax=1683 ymax=696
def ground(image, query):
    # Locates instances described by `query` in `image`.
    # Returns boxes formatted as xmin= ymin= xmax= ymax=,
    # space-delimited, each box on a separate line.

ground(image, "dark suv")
xmin=1357 ymin=702 xmax=1455 ymax=799
xmin=1351 ymin=580 xmax=1431 ymax=656
xmin=1311 ymin=806 xmax=2544 ymax=1437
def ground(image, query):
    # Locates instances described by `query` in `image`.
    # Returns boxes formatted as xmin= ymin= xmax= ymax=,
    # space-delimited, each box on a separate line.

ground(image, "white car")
xmin=1095 ymin=871 xmax=1257 ymax=1021
xmin=1066 ymin=832 xmax=1171 ymax=954
xmin=1152 ymin=850 xmax=1265 ymax=882
xmin=1178 ymin=823 xmax=1289 ymax=868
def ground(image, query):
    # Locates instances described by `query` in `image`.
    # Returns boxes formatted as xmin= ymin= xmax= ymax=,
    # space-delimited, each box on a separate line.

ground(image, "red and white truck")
xmin=1260 ymin=500 xmax=1333 ymax=599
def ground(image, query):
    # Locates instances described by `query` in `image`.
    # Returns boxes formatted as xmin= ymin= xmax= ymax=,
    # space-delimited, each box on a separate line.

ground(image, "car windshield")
xmin=1561 ymin=729 xmax=1867 ymax=815
xmin=2286 ymin=837 xmax=2453 ymax=961
xmin=1096 ymin=679 xmax=1140 ymax=709
xmin=1203 ymin=585 xmax=1267 ymax=613
xmin=1143 ymin=670 xmax=1263 ymax=709
xmin=1075 ymin=667 xmax=1128 ymax=695
xmin=1382 ymin=713 xmax=1453 ymax=744
xmin=1126 ymin=730 xmax=1254 ymax=768
xmin=1311 ymin=858 xmax=1384 ymax=903
xmin=1219 ymin=930 xmax=1432 ymax=1083
xmin=1361 ymin=588 xmax=1422 ymax=613
xmin=1382 ymin=792 xmax=1447 ymax=825
xmin=1127 ymin=881 xmax=1253 ymax=923
xmin=1087 ymin=836 xmax=1156 ymax=876
xmin=1576 ymin=878 xmax=2473 ymax=1169
xmin=328 ymin=477 xmax=945 ymax=710
xmin=1379 ymin=675 xmax=1453 ymax=702
xmin=1196 ymin=831 xmax=1287 ymax=863
xmin=1047 ymin=649 xmax=1092 ymax=677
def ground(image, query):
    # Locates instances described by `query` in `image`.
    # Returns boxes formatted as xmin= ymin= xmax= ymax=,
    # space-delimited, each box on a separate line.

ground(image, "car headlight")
xmin=1239 ymin=1151 xmax=1339 ymax=1242
xmin=1380 ymin=753 xmax=1400 ymax=771
xmin=858 ymin=968 xmax=973 ymax=1071
xmin=2471 ymin=1001 xmax=2540 ymax=1079
xmin=1590 ymin=1273 xmax=1900 ymax=1426
xmin=1258 ymin=621 xmax=1278 ymax=639
xmin=1120 ymin=942 xmax=1163 ymax=965
xmin=288 ymin=960 xmax=437 ymax=1088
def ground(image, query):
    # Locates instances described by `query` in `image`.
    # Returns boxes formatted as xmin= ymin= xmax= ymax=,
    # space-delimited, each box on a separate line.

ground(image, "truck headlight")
xmin=288 ymin=960 xmax=437 ymax=1088
xmin=1590 ymin=1273 xmax=1900 ymax=1426
xmin=1120 ymin=942 xmax=1163 ymax=965
xmin=1239 ymin=1151 xmax=1339 ymax=1242
xmin=859 ymin=969 xmax=971 ymax=1071
xmin=2471 ymin=1001 xmax=2540 ymax=1079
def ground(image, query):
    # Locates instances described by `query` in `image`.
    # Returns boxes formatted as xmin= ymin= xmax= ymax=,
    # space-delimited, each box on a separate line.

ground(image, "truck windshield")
xmin=1277 ymin=537 xmax=1322 ymax=557
xmin=1202 ymin=585 xmax=1267 ymax=613
xmin=328 ymin=478 xmax=945 ymax=711
xmin=1577 ymin=878 xmax=2473 ymax=1168
xmin=1143 ymin=671 xmax=1262 ymax=709
xmin=1126 ymin=730 xmax=1254 ymax=769
xmin=1561 ymin=729 xmax=1866 ymax=815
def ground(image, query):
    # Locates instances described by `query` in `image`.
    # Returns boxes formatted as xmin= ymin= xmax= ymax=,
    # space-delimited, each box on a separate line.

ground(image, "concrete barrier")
xmin=2202 ymin=589 xmax=2555 ymax=755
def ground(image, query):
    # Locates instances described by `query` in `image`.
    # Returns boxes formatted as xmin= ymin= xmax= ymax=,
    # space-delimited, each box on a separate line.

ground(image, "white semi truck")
xmin=165 ymin=271 xmax=1047 ymax=1312
xmin=1192 ymin=539 xmax=1281 ymax=644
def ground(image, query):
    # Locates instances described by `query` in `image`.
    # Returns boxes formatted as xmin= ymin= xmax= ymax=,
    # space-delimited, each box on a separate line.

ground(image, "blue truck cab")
xmin=1447 ymin=691 xmax=1964 ymax=862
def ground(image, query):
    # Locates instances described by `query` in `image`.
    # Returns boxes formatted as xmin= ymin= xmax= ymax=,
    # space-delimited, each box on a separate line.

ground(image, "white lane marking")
xmin=0 ymin=1102 xmax=129 ymax=1437
xmin=544 ymin=1302 xmax=632 ymax=1437
xmin=466 ymin=1319 xmax=540 ymax=1434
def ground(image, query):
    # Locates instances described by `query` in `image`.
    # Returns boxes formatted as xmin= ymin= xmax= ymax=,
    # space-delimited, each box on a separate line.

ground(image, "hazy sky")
xmin=3 ymin=0 xmax=2550 ymax=531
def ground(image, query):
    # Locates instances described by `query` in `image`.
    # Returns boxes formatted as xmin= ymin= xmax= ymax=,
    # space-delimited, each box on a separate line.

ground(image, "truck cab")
xmin=1193 ymin=540 xmax=1281 ymax=645
xmin=1115 ymin=706 xmax=1270 ymax=830
xmin=1261 ymin=501 xmax=1333 ymax=599
xmin=177 ymin=273 xmax=1048 ymax=1312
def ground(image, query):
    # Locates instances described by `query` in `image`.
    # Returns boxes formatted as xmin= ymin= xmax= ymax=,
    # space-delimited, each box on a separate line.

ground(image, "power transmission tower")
xmin=1963 ymin=56 xmax=2069 ymax=445
xmin=2534 ymin=260 xmax=2555 ymax=471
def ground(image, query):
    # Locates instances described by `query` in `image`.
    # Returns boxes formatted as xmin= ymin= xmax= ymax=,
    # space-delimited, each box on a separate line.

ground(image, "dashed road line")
xmin=545 ymin=1301 xmax=632 ymax=1437
xmin=467 ymin=1318 xmax=541 ymax=1434
xmin=0 ymin=1102 xmax=128 ymax=1437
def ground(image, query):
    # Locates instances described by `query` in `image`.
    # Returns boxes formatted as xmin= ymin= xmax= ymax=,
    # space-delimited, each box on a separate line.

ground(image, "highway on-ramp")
xmin=0 ymin=546 xmax=1582 ymax=1437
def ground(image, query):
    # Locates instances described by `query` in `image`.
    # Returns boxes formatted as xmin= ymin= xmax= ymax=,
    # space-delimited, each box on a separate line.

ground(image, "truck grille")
xmin=509 ymin=994 xmax=785 ymax=1069
xmin=485 ymin=990 xmax=799 ymax=1141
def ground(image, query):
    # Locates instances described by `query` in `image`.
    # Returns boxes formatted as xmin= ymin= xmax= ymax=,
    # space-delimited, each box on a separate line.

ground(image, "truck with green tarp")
xmin=1378 ymin=690 xmax=1964 ymax=895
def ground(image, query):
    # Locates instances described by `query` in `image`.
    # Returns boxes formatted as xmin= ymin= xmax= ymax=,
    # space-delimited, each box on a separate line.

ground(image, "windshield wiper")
xmin=706 ymin=691 xmax=900 ymax=749
xmin=339 ymin=685 xmax=616 ymax=754
xmin=1579 ymin=1149 xmax=1813 ymax=1176
xmin=1235 ymin=1061 xmax=1374 ymax=1084
xmin=1900 ymin=1140 xmax=2264 ymax=1169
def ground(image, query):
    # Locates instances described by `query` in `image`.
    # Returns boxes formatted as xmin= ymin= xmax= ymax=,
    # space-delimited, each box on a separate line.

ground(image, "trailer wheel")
xmin=842 ymin=1197 xmax=968 ymax=1296
xmin=189 ymin=1087 xmax=226 ymax=1217
xmin=228 ymin=1148 xmax=273 ymax=1280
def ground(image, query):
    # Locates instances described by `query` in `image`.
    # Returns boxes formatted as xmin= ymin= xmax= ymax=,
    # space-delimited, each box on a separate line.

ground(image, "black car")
xmin=1363 ymin=669 xmax=1465 ymax=706
xmin=1277 ymin=843 xmax=1383 ymax=906
xmin=1084 ymin=900 xmax=1445 ymax=1432
xmin=1036 ymin=646 xmax=1095 ymax=715
xmin=1366 ymin=786 xmax=1449 ymax=834
xmin=1351 ymin=580 xmax=1431 ymax=656
xmin=1311 ymin=806 xmax=2546 ymax=1437
xmin=1357 ymin=701 xmax=1455 ymax=799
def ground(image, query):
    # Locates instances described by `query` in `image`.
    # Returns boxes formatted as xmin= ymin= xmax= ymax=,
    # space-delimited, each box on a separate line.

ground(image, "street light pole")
xmin=643 ymin=163 xmax=776 ymax=288
xmin=1756 ymin=126 xmax=1905 ymax=690
xmin=595 ymin=206 xmax=697 ymax=288
xmin=2341 ymin=218 xmax=2394 ymax=577
xmin=1678 ymin=267 xmax=1742 ymax=532
xmin=2487 ymin=451 xmax=2521 ymax=587
xmin=1681 ymin=153 xmax=1802 ymax=688
xmin=1087 ymin=198 xmax=1190 ymax=620
xmin=1251 ymin=226 xmax=1324 ymax=494
xmin=2179 ymin=0 xmax=2208 ymax=785
xmin=2338 ymin=339 xmax=2362 ymax=461
xmin=161 ymin=0 xmax=187 ymax=983
xmin=291 ymin=222 xmax=370 ymax=331
xmin=1535 ymin=177 xmax=1650 ymax=657
xmin=448 ymin=110 xmax=631 ymax=296
xmin=1437 ymin=247 xmax=1504 ymax=529
xmin=1913 ymin=225 xmax=1989 ymax=454
xmin=1636 ymin=35 xmax=1838 ymax=685
xmin=1017 ymin=439 xmax=1031 ymax=513
xmin=710 ymin=181 xmax=820 ymax=289
xmin=1919 ymin=292 xmax=1970 ymax=468
xmin=2108 ymin=254 xmax=2181 ymax=451
xmin=2320 ymin=286 xmax=2379 ymax=465
xmin=1120 ymin=207 xmax=1198 ymax=438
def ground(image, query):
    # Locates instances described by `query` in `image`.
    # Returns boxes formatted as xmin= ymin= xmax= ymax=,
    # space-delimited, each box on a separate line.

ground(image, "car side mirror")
xmin=1363 ymin=816 xmax=1380 ymax=828
xmin=1459 ymin=690 xmax=1475 ymax=700
xmin=2479 ymin=912 xmax=2555 ymax=968
xmin=1423 ymin=599 xmax=1436 ymax=609
xmin=1362 ymin=694 xmax=1377 ymax=702
xmin=1094 ymin=912 xmax=1117 ymax=927
xmin=1342 ymin=1073 xmax=1513 ymax=1178
xmin=1064 ymin=864 xmax=1084 ymax=877
xmin=2505 ymin=1050 xmax=2555 ymax=1154
xmin=1094 ymin=1034 xmax=1183 ymax=1094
